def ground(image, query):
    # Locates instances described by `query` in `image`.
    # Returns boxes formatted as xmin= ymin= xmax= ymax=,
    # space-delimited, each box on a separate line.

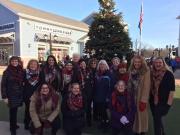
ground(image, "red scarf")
xmin=62 ymin=68 xmax=73 ymax=85
xmin=112 ymin=90 xmax=131 ymax=113
xmin=118 ymin=73 xmax=129 ymax=84
xmin=67 ymin=92 xmax=83 ymax=111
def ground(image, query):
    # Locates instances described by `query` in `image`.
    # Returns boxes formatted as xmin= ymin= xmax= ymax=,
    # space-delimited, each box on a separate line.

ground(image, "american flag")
xmin=138 ymin=2 xmax=143 ymax=35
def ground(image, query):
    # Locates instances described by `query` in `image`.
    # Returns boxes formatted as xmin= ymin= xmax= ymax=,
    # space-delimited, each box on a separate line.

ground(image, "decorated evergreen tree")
xmin=85 ymin=0 xmax=132 ymax=61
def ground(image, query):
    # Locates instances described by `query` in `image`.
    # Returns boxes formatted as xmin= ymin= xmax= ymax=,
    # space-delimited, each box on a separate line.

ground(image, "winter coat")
xmin=111 ymin=91 xmax=136 ymax=129
xmin=1 ymin=69 xmax=24 ymax=108
xmin=94 ymin=71 xmax=112 ymax=103
xmin=23 ymin=70 xmax=41 ymax=102
xmin=78 ymin=69 xmax=93 ymax=102
xmin=40 ymin=66 xmax=62 ymax=92
xmin=61 ymin=94 xmax=85 ymax=131
xmin=29 ymin=94 xmax=60 ymax=128
xmin=128 ymin=70 xmax=150 ymax=133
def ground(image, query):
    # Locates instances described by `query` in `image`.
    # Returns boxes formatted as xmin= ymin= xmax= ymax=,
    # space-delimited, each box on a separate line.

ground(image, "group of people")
xmin=1 ymin=53 xmax=175 ymax=135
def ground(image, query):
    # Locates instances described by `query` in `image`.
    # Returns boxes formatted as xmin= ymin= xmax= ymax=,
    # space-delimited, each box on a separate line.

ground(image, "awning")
xmin=0 ymin=32 xmax=15 ymax=43
xmin=35 ymin=33 xmax=73 ymax=43
xmin=35 ymin=33 xmax=47 ymax=41
xmin=55 ymin=36 xmax=73 ymax=43
xmin=0 ymin=32 xmax=15 ymax=39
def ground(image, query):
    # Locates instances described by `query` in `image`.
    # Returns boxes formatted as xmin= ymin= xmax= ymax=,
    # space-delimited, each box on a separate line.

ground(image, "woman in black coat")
xmin=40 ymin=55 xmax=62 ymax=92
xmin=23 ymin=59 xmax=41 ymax=130
xmin=78 ymin=59 xmax=93 ymax=126
xmin=61 ymin=83 xmax=85 ymax=135
xmin=1 ymin=56 xmax=24 ymax=135
xmin=150 ymin=57 xmax=175 ymax=135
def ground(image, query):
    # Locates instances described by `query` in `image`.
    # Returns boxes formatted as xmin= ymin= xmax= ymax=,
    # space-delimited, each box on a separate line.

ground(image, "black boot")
xmin=11 ymin=130 xmax=16 ymax=135
xmin=134 ymin=133 xmax=140 ymax=135
xmin=51 ymin=129 xmax=57 ymax=135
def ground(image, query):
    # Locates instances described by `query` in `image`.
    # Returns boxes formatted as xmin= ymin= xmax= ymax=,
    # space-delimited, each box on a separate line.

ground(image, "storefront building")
xmin=0 ymin=0 xmax=89 ymax=65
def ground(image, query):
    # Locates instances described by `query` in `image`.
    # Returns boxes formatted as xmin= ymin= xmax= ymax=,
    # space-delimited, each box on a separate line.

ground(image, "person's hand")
xmin=43 ymin=120 xmax=51 ymax=128
xmin=3 ymin=98 xmax=8 ymax=105
xmin=139 ymin=101 xmax=147 ymax=112
xmin=35 ymin=126 xmax=42 ymax=134
xmin=120 ymin=116 xmax=129 ymax=125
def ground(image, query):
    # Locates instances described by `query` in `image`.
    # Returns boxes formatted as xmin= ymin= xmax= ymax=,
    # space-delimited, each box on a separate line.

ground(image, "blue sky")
xmin=12 ymin=0 xmax=180 ymax=49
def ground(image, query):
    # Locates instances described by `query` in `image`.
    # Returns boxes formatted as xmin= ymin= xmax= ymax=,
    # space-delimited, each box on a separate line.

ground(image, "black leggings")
xmin=96 ymin=102 xmax=108 ymax=122
xmin=24 ymin=100 xmax=31 ymax=127
xmin=9 ymin=107 xmax=18 ymax=132
xmin=150 ymin=103 xmax=170 ymax=135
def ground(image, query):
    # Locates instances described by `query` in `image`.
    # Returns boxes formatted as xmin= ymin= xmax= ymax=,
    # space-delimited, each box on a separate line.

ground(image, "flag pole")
xmin=139 ymin=30 xmax=142 ymax=55
xmin=138 ymin=1 xmax=143 ymax=55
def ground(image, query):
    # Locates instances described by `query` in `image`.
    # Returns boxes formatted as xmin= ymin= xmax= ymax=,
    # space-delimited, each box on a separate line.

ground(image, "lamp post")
xmin=177 ymin=15 xmax=180 ymax=56
xmin=44 ymin=33 xmax=52 ymax=55
xmin=44 ymin=33 xmax=56 ymax=55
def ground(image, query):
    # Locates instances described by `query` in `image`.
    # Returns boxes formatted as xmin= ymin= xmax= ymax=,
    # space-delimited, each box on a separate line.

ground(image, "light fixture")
xmin=44 ymin=34 xmax=48 ymax=40
xmin=53 ymin=35 xmax=58 ymax=40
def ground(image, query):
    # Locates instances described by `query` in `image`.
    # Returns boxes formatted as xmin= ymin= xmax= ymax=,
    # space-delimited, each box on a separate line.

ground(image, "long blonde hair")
xmin=152 ymin=57 xmax=172 ymax=72
xmin=128 ymin=55 xmax=149 ymax=74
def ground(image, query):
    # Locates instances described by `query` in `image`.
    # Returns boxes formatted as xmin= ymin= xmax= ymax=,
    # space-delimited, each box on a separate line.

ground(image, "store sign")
xmin=34 ymin=24 xmax=72 ymax=36
xmin=0 ymin=23 xmax=15 ymax=31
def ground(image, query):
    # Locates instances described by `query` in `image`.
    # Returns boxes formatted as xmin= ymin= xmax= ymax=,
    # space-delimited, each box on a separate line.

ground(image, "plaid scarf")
xmin=67 ymin=92 xmax=83 ymax=111
xmin=128 ymin=70 xmax=141 ymax=103
xmin=151 ymin=68 xmax=166 ymax=105
xmin=79 ymin=68 xmax=89 ymax=89
xmin=62 ymin=69 xmax=73 ymax=85
xmin=26 ymin=69 xmax=39 ymax=86
xmin=7 ymin=65 xmax=24 ymax=83
xmin=44 ymin=65 xmax=56 ymax=83
xmin=112 ymin=90 xmax=131 ymax=113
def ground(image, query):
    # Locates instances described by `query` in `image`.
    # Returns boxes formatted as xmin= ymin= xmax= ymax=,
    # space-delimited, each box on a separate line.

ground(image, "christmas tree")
xmin=85 ymin=0 xmax=132 ymax=62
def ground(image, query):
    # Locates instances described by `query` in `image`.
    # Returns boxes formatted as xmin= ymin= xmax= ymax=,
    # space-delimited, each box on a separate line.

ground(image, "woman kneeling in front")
xmin=29 ymin=83 xmax=60 ymax=135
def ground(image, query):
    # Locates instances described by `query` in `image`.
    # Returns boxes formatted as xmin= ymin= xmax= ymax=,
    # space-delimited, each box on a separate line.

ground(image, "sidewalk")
xmin=0 ymin=121 xmax=91 ymax=135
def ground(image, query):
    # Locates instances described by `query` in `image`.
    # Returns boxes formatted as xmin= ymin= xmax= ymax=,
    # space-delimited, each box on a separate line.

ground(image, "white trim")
xmin=0 ymin=42 xmax=14 ymax=45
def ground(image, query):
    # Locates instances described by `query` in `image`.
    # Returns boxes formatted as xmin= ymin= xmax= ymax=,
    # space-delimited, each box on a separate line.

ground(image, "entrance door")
xmin=0 ymin=44 xmax=13 ymax=65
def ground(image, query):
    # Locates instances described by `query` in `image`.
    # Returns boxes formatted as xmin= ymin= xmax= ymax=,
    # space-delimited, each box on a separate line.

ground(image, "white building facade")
xmin=0 ymin=0 xmax=89 ymax=65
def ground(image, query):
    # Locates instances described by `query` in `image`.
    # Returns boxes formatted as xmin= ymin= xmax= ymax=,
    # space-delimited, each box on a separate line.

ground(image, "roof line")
xmin=18 ymin=13 xmax=89 ymax=32
xmin=0 ymin=0 xmax=18 ymax=16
